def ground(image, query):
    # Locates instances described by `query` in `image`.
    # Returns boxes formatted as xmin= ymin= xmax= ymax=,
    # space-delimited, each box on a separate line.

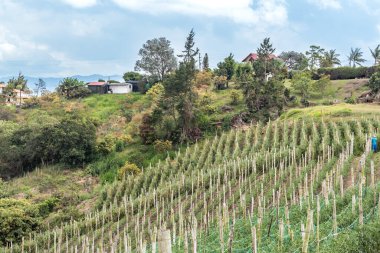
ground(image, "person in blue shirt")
xmin=372 ymin=136 xmax=377 ymax=152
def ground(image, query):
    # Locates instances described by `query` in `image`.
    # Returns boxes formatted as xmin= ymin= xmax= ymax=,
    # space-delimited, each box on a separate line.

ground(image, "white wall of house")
xmin=108 ymin=83 xmax=133 ymax=94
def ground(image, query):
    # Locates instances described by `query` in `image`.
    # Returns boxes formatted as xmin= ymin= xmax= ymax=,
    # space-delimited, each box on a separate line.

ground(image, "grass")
xmin=281 ymin=103 xmax=380 ymax=120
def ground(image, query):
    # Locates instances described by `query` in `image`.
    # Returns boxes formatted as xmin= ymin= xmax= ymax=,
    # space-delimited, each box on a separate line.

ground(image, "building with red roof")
xmin=242 ymin=53 xmax=278 ymax=63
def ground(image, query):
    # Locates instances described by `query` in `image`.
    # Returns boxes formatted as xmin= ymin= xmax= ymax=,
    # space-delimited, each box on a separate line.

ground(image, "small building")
xmin=107 ymin=83 xmax=133 ymax=94
xmin=242 ymin=53 xmax=278 ymax=63
xmin=87 ymin=82 xmax=108 ymax=94
xmin=0 ymin=83 xmax=5 ymax=94
xmin=5 ymin=89 xmax=32 ymax=105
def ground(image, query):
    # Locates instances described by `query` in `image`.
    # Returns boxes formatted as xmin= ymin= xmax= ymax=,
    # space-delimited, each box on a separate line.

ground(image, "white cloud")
xmin=61 ymin=0 xmax=97 ymax=8
xmin=308 ymin=0 xmax=342 ymax=9
xmin=112 ymin=0 xmax=288 ymax=26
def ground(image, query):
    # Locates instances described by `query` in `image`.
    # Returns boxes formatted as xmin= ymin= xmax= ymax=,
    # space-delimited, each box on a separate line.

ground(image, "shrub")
xmin=96 ymin=136 xmax=115 ymax=156
xmin=368 ymin=71 xmax=380 ymax=92
xmin=117 ymin=162 xmax=141 ymax=179
xmin=345 ymin=96 xmax=357 ymax=104
xmin=214 ymin=75 xmax=228 ymax=90
xmin=153 ymin=140 xmax=173 ymax=152
xmin=194 ymin=71 xmax=213 ymax=88
xmin=203 ymin=105 xmax=217 ymax=115
xmin=316 ymin=66 xmax=379 ymax=80
xmin=0 ymin=199 xmax=40 ymax=246
xmin=230 ymin=90 xmax=240 ymax=105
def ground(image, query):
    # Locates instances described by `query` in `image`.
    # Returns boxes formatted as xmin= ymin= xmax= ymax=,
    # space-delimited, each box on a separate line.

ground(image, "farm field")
xmin=3 ymin=114 xmax=380 ymax=252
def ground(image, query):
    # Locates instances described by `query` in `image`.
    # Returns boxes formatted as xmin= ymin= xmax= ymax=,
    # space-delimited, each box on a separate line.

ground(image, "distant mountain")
xmin=0 ymin=74 xmax=123 ymax=92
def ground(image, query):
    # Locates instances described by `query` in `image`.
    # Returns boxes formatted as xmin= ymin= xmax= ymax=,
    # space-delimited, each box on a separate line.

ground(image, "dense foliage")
xmin=0 ymin=116 xmax=97 ymax=178
xmin=316 ymin=66 xmax=378 ymax=80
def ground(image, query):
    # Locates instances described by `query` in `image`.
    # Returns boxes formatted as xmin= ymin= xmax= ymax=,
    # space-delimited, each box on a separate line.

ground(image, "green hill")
xmin=2 ymin=116 xmax=380 ymax=252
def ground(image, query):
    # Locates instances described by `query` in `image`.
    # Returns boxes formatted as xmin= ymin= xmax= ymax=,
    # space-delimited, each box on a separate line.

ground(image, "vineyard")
xmin=2 ymin=117 xmax=380 ymax=253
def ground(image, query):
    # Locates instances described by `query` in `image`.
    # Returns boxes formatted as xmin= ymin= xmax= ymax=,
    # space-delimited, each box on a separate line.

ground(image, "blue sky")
xmin=0 ymin=0 xmax=379 ymax=77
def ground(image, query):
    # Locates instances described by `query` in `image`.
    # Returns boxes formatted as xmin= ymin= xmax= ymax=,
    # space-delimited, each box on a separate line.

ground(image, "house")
xmin=3 ymin=89 xmax=32 ymax=105
xmin=87 ymin=82 xmax=134 ymax=94
xmin=87 ymin=82 xmax=108 ymax=94
xmin=0 ymin=83 xmax=5 ymax=94
xmin=242 ymin=53 xmax=278 ymax=63
xmin=107 ymin=83 xmax=133 ymax=94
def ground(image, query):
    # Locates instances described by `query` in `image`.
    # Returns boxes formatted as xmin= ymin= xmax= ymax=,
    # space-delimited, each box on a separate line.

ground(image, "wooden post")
xmin=333 ymin=194 xmax=337 ymax=236
xmin=158 ymin=230 xmax=172 ymax=253
xmin=251 ymin=226 xmax=257 ymax=253
xmin=359 ymin=178 xmax=364 ymax=226
xmin=302 ymin=210 xmax=313 ymax=253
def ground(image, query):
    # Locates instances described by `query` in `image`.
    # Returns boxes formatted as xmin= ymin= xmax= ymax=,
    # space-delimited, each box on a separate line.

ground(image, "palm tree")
xmin=370 ymin=44 xmax=380 ymax=66
xmin=348 ymin=48 xmax=366 ymax=67
xmin=321 ymin=49 xmax=341 ymax=67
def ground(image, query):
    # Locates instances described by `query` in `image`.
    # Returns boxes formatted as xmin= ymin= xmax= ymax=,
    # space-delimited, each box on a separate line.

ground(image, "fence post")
xmin=158 ymin=230 xmax=172 ymax=253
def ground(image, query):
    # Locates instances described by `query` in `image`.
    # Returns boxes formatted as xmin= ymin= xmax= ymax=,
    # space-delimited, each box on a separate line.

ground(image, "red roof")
xmin=87 ymin=82 xmax=107 ymax=86
xmin=242 ymin=53 xmax=277 ymax=62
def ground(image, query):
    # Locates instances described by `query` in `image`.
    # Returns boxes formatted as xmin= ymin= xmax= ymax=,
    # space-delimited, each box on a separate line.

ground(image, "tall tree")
xmin=202 ymin=53 xmax=210 ymax=71
xmin=320 ymin=49 xmax=341 ymax=68
xmin=305 ymin=45 xmax=325 ymax=69
xmin=178 ymin=29 xmax=199 ymax=66
xmin=348 ymin=48 xmax=366 ymax=67
xmin=370 ymin=45 xmax=380 ymax=66
xmin=216 ymin=53 xmax=236 ymax=81
xmin=34 ymin=78 xmax=46 ymax=97
xmin=278 ymin=51 xmax=308 ymax=70
xmin=238 ymin=38 xmax=285 ymax=121
xmin=257 ymin=38 xmax=275 ymax=78
xmin=135 ymin=37 xmax=177 ymax=81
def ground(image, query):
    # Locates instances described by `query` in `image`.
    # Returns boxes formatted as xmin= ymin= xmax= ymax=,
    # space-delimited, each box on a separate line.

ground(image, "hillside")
xmin=2 ymin=116 xmax=380 ymax=252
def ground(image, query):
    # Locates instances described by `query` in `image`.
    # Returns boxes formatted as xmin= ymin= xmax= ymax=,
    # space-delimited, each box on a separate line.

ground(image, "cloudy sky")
xmin=0 ymin=0 xmax=380 ymax=77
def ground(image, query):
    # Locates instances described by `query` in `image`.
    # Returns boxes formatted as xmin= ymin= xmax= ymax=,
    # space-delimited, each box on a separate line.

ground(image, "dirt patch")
xmin=341 ymin=79 xmax=369 ymax=98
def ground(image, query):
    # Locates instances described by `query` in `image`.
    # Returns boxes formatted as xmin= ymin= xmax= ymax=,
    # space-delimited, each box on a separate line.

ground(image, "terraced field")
xmin=3 ymin=117 xmax=380 ymax=252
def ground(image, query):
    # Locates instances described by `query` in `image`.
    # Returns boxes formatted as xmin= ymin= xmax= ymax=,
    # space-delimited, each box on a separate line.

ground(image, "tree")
xmin=216 ymin=53 xmax=236 ymax=82
xmin=6 ymin=73 xmax=29 ymax=105
xmin=34 ymin=78 xmax=46 ymax=97
xmin=123 ymin=71 xmax=143 ymax=81
xmin=257 ymin=38 xmax=275 ymax=78
xmin=305 ymin=45 xmax=325 ymax=69
xmin=370 ymin=45 xmax=380 ymax=66
xmin=313 ymin=74 xmax=331 ymax=97
xmin=56 ymin=78 xmax=90 ymax=99
xmin=154 ymin=29 xmax=200 ymax=142
xmin=291 ymin=71 xmax=313 ymax=100
xmin=202 ymin=53 xmax=210 ymax=71
xmin=279 ymin=51 xmax=308 ymax=70
xmin=238 ymin=38 xmax=285 ymax=121
xmin=135 ymin=37 xmax=177 ymax=81
xmin=348 ymin=48 xmax=366 ymax=67
xmin=320 ymin=49 xmax=341 ymax=68
xmin=177 ymin=29 xmax=199 ymax=66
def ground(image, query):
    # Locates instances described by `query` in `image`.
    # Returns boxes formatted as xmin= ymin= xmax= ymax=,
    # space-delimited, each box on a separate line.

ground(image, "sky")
xmin=0 ymin=0 xmax=380 ymax=77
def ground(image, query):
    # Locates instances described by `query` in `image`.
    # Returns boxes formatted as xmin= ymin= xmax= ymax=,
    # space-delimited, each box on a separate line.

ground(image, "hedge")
xmin=314 ymin=66 xmax=379 ymax=80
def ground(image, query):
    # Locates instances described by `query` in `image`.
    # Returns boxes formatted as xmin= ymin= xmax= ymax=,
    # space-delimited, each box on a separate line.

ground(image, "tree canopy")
xmin=135 ymin=37 xmax=177 ymax=82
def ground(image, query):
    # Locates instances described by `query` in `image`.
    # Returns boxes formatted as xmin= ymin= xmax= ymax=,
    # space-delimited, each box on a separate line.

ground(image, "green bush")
xmin=117 ymin=162 xmax=141 ymax=179
xmin=230 ymin=90 xmax=240 ymax=105
xmin=153 ymin=140 xmax=173 ymax=152
xmin=0 ymin=199 xmax=40 ymax=246
xmin=316 ymin=66 xmax=379 ymax=80
xmin=368 ymin=71 xmax=380 ymax=92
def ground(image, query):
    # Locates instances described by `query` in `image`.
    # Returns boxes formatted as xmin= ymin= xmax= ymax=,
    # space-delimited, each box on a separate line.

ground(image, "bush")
xmin=368 ymin=71 xmax=380 ymax=92
xmin=0 ymin=199 xmax=40 ymax=246
xmin=194 ymin=71 xmax=213 ymax=88
xmin=345 ymin=96 xmax=357 ymax=104
xmin=153 ymin=140 xmax=172 ymax=152
xmin=230 ymin=90 xmax=240 ymax=105
xmin=96 ymin=137 xmax=115 ymax=156
xmin=316 ymin=66 xmax=379 ymax=80
xmin=117 ymin=162 xmax=141 ymax=179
